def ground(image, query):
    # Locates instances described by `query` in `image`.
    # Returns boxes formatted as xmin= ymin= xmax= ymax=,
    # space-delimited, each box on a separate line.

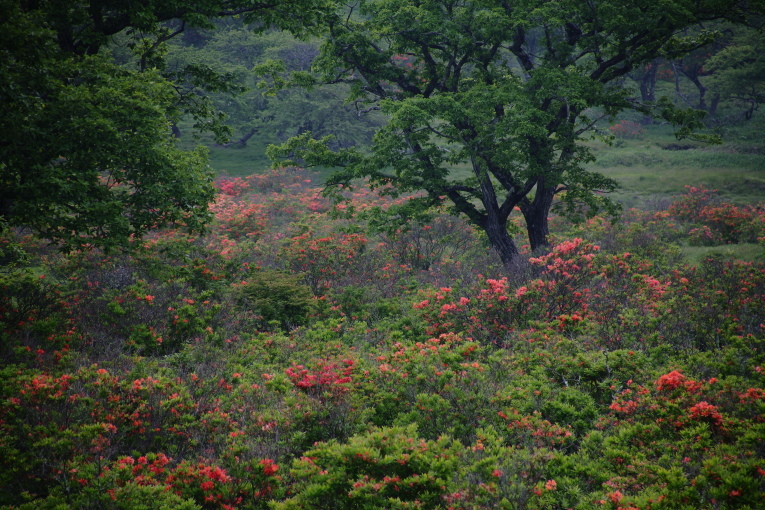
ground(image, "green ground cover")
xmin=193 ymin=115 xmax=765 ymax=204
xmin=2 ymin=117 xmax=763 ymax=510
xmin=589 ymin=120 xmax=765 ymax=207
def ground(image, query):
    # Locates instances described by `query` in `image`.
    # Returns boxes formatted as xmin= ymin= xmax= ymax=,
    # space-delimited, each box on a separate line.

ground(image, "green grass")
xmin=207 ymin=142 xmax=274 ymax=176
xmin=681 ymin=243 xmax=764 ymax=264
xmin=584 ymin=118 xmax=765 ymax=208
xmin=180 ymin=114 xmax=765 ymax=209
xmin=175 ymin=122 xmax=338 ymax=179
xmin=174 ymin=124 xmax=278 ymax=176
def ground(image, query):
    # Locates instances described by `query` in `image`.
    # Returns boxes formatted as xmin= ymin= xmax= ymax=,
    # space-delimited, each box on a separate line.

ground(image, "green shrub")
xmin=273 ymin=424 xmax=462 ymax=510
xmin=13 ymin=484 xmax=202 ymax=510
xmin=233 ymin=270 xmax=314 ymax=330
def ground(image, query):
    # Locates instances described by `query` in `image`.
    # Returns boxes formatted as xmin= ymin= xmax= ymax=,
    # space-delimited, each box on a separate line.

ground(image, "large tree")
xmin=269 ymin=0 xmax=762 ymax=266
xmin=178 ymin=27 xmax=385 ymax=149
xmin=705 ymin=25 xmax=765 ymax=120
xmin=0 ymin=0 xmax=332 ymax=252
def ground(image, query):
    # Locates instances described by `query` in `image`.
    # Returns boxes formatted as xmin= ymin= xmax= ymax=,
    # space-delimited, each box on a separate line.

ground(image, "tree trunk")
xmin=709 ymin=94 xmax=720 ymax=116
xmin=639 ymin=60 xmax=658 ymax=125
xmin=470 ymin=153 xmax=522 ymax=268
xmin=483 ymin=214 xmax=520 ymax=267
xmin=236 ymin=127 xmax=258 ymax=146
xmin=671 ymin=61 xmax=682 ymax=103
xmin=687 ymin=74 xmax=707 ymax=110
xmin=677 ymin=62 xmax=710 ymax=111
xmin=520 ymin=182 xmax=555 ymax=253
xmin=215 ymin=127 xmax=258 ymax=148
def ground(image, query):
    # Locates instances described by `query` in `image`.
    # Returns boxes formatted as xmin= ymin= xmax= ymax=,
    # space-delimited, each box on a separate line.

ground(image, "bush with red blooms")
xmin=1 ymin=172 xmax=763 ymax=509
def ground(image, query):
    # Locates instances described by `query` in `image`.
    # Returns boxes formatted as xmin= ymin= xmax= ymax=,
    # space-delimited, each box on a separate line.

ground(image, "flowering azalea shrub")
xmin=688 ymin=224 xmax=723 ymax=246
xmin=284 ymin=359 xmax=354 ymax=397
xmin=273 ymin=424 xmax=462 ymax=510
xmin=412 ymin=238 xmax=677 ymax=350
xmin=11 ymin=452 xmax=284 ymax=510
xmin=0 ymin=271 xmax=75 ymax=364
xmin=273 ymin=424 xmax=567 ymax=510
xmin=668 ymin=186 xmax=765 ymax=245
xmin=609 ymin=120 xmax=644 ymax=139
xmin=379 ymin=215 xmax=479 ymax=271
xmin=279 ymin=228 xmax=368 ymax=294
xmin=355 ymin=333 xmax=494 ymax=441
xmin=698 ymin=202 xmax=764 ymax=244
xmin=1 ymin=171 xmax=764 ymax=509
xmin=667 ymin=185 xmax=718 ymax=222
xmin=214 ymin=175 xmax=251 ymax=197
xmin=70 ymin=277 xmax=221 ymax=356
xmin=580 ymin=367 xmax=765 ymax=509
xmin=210 ymin=197 xmax=268 ymax=241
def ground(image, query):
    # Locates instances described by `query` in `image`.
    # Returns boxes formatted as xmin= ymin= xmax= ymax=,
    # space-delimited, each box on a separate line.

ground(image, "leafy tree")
xmin=661 ymin=22 xmax=736 ymax=119
xmin=706 ymin=25 xmax=765 ymax=120
xmin=674 ymin=44 xmax=722 ymax=115
xmin=627 ymin=58 xmax=661 ymax=125
xmin=0 ymin=0 xmax=333 ymax=252
xmin=269 ymin=0 xmax=761 ymax=266
xmin=171 ymin=26 xmax=385 ymax=149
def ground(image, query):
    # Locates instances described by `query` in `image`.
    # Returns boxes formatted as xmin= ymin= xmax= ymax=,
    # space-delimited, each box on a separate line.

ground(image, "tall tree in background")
xmin=706 ymin=25 xmax=765 ymax=120
xmin=176 ymin=27 xmax=385 ymax=149
xmin=627 ymin=58 xmax=661 ymax=125
xmin=270 ymin=0 xmax=763 ymax=266
xmin=0 ymin=0 xmax=333 ymax=252
xmin=668 ymin=23 xmax=733 ymax=117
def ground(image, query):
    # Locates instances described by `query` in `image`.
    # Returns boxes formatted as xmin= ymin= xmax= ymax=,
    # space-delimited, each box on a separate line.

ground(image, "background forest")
xmin=1 ymin=1 xmax=765 ymax=509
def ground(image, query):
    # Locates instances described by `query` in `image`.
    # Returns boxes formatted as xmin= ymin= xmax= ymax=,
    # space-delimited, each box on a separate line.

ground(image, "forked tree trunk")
xmin=639 ymin=61 xmax=659 ymax=125
xmin=520 ymin=184 xmax=555 ymax=253
xmin=483 ymin=214 xmax=521 ymax=267
xmin=686 ymin=74 xmax=708 ymax=110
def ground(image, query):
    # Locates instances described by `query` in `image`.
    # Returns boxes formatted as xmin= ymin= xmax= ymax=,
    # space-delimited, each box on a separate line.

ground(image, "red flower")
xmin=688 ymin=401 xmax=723 ymax=426
xmin=656 ymin=370 xmax=685 ymax=391
xmin=260 ymin=459 xmax=279 ymax=476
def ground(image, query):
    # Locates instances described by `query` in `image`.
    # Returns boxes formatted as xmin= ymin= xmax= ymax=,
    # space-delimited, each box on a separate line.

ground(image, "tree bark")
xmin=233 ymin=127 xmax=257 ymax=146
xmin=686 ymin=74 xmax=708 ymax=110
xmin=709 ymin=94 xmax=720 ymax=116
xmin=483 ymin=214 xmax=521 ymax=267
xmin=639 ymin=60 xmax=659 ymax=125
xmin=215 ymin=127 xmax=258 ymax=148
xmin=520 ymin=181 xmax=555 ymax=253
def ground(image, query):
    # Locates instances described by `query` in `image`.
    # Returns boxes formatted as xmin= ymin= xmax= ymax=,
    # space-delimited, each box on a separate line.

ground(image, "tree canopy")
xmin=706 ymin=25 xmax=765 ymax=119
xmin=174 ymin=27 xmax=385 ymax=150
xmin=0 ymin=0 xmax=334 ymax=252
xmin=269 ymin=0 xmax=765 ymax=266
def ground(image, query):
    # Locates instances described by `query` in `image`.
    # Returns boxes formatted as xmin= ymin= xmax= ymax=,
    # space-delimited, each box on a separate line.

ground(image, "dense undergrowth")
xmin=1 ymin=167 xmax=764 ymax=509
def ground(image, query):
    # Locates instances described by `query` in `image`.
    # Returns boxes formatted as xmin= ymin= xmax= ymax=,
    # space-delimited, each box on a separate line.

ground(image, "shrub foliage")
xmin=1 ymin=168 xmax=764 ymax=509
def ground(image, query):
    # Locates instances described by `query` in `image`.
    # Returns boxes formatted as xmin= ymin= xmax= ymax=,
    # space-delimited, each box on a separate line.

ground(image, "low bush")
xmin=1 ymin=170 xmax=763 ymax=509
xmin=233 ymin=270 xmax=314 ymax=330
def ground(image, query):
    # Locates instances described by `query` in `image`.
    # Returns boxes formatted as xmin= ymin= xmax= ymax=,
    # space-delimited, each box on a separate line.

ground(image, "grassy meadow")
xmin=197 ymin=114 xmax=765 ymax=204
xmin=589 ymin=122 xmax=765 ymax=207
